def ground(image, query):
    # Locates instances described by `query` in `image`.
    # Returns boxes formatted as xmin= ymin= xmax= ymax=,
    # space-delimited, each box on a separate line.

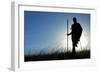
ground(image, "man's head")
xmin=73 ymin=17 xmax=77 ymax=23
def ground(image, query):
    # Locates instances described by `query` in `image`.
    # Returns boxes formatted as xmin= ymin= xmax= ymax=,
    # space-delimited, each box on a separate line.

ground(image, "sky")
xmin=24 ymin=11 xmax=90 ymax=55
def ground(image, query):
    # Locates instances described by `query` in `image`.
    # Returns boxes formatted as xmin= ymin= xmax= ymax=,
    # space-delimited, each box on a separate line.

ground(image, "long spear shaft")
xmin=67 ymin=19 xmax=68 ymax=51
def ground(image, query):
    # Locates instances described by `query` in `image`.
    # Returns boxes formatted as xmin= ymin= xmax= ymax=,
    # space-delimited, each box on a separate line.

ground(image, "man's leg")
xmin=72 ymin=42 xmax=76 ymax=55
xmin=72 ymin=37 xmax=76 ymax=56
xmin=72 ymin=43 xmax=76 ymax=57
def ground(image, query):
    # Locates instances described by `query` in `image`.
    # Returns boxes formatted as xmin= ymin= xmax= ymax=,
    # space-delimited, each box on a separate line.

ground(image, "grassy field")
xmin=24 ymin=50 xmax=90 ymax=62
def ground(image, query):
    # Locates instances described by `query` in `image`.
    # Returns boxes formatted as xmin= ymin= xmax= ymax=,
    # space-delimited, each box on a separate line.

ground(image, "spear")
xmin=67 ymin=19 xmax=68 ymax=52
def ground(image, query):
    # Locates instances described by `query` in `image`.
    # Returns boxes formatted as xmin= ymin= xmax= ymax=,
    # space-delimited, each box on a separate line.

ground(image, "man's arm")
xmin=67 ymin=32 xmax=72 ymax=36
xmin=67 ymin=25 xmax=72 ymax=36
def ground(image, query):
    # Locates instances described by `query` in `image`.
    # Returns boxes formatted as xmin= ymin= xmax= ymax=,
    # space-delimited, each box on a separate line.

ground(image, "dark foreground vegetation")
xmin=24 ymin=50 xmax=90 ymax=62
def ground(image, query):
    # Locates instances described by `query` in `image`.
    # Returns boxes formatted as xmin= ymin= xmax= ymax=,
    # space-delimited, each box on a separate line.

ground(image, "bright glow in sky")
xmin=24 ymin=11 xmax=90 ymax=55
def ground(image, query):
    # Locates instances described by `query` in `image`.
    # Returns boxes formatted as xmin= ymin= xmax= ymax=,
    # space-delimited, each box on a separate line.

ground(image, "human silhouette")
xmin=67 ymin=17 xmax=83 ymax=54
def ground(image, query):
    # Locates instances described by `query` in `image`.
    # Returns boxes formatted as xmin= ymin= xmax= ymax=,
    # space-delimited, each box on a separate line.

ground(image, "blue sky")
xmin=24 ymin=11 xmax=90 ymax=55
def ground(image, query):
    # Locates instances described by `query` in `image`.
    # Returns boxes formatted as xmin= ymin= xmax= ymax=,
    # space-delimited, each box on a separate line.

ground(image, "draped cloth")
xmin=71 ymin=23 xmax=83 ymax=47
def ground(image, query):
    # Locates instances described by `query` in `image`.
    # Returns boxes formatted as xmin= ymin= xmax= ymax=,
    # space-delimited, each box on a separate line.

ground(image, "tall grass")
xmin=24 ymin=49 xmax=90 ymax=62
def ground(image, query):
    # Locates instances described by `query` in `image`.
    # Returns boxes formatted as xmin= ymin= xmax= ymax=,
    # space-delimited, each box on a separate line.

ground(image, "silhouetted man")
xmin=67 ymin=17 xmax=83 ymax=54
